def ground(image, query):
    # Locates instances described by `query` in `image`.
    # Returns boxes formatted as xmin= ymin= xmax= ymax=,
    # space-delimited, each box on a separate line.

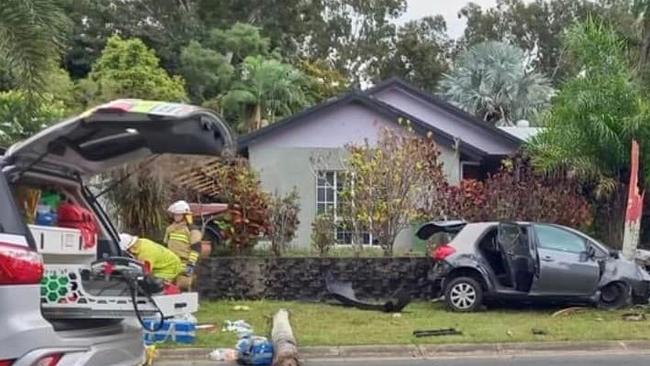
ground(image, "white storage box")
xmin=41 ymin=264 xmax=198 ymax=319
xmin=29 ymin=225 xmax=95 ymax=255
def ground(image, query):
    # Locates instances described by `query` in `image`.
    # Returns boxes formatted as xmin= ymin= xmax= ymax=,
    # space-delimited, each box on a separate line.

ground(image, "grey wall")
xmin=198 ymin=257 xmax=436 ymax=300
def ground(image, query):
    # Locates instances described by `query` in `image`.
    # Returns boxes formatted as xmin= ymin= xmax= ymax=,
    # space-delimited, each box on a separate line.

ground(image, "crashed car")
xmin=416 ymin=221 xmax=650 ymax=312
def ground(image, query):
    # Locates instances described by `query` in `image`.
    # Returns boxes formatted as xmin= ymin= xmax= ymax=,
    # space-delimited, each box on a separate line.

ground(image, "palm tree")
xmin=0 ymin=0 xmax=69 ymax=95
xmin=222 ymin=55 xmax=309 ymax=132
xmin=438 ymin=41 xmax=554 ymax=126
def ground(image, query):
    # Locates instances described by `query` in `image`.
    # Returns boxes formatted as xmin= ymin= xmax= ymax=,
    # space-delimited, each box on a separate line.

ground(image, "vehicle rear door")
xmin=529 ymin=224 xmax=600 ymax=296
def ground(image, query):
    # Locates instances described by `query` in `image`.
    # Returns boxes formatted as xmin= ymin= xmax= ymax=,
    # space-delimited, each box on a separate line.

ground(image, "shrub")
xmin=441 ymin=155 xmax=593 ymax=229
xmin=267 ymin=188 xmax=301 ymax=257
xmin=311 ymin=213 xmax=336 ymax=257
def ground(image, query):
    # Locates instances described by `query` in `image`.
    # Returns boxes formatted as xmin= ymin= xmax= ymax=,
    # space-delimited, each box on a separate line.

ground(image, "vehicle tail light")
xmin=34 ymin=353 xmax=63 ymax=366
xmin=0 ymin=359 xmax=15 ymax=366
xmin=0 ymin=243 xmax=44 ymax=285
xmin=432 ymin=244 xmax=456 ymax=261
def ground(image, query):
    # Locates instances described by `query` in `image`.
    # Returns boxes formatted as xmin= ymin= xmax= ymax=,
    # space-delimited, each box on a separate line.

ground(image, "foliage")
xmin=369 ymin=16 xmax=451 ymax=92
xmin=0 ymin=91 xmax=66 ymax=145
xmin=0 ymin=0 xmax=70 ymax=95
xmin=267 ymin=188 xmax=301 ymax=257
xmin=222 ymin=55 xmax=310 ymax=132
xmin=82 ymin=36 xmax=187 ymax=106
xmin=439 ymin=41 xmax=554 ymax=126
xmin=206 ymin=23 xmax=271 ymax=65
xmin=194 ymin=159 xmax=271 ymax=255
xmin=61 ymin=0 xmax=203 ymax=78
xmin=528 ymin=20 xmax=650 ymax=193
xmin=105 ymin=164 xmax=170 ymax=240
xmin=179 ymin=41 xmax=234 ymax=103
xmin=311 ymin=213 xmax=336 ymax=257
xmin=298 ymin=59 xmax=349 ymax=102
xmin=458 ymin=0 xmax=614 ymax=85
xmin=440 ymin=156 xmax=593 ymax=230
xmin=343 ymin=126 xmax=448 ymax=256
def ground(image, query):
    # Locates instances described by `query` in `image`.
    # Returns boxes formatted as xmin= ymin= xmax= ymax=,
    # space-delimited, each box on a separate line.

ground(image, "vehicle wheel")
xmin=444 ymin=277 xmax=483 ymax=312
xmin=598 ymin=282 xmax=630 ymax=309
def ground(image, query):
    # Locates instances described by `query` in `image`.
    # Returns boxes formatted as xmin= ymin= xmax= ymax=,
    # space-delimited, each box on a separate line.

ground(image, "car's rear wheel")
xmin=444 ymin=277 xmax=483 ymax=312
xmin=598 ymin=282 xmax=630 ymax=309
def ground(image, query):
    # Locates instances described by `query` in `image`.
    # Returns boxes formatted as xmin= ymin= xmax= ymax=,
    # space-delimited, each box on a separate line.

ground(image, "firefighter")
xmin=118 ymin=233 xmax=184 ymax=281
xmin=164 ymin=200 xmax=202 ymax=290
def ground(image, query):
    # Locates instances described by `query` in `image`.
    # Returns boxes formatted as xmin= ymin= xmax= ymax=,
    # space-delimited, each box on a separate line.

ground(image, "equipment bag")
xmin=57 ymin=203 xmax=98 ymax=248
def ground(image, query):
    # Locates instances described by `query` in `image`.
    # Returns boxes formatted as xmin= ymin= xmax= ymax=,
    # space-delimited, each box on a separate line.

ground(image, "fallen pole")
xmin=271 ymin=309 xmax=299 ymax=366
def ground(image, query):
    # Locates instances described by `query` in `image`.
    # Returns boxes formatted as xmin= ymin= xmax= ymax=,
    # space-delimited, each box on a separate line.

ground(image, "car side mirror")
xmin=609 ymin=249 xmax=620 ymax=259
xmin=586 ymin=246 xmax=596 ymax=259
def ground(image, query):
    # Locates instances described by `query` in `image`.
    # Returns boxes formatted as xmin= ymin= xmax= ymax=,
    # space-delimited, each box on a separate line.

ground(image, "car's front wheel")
xmin=444 ymin=277 xmax=483 ymax=312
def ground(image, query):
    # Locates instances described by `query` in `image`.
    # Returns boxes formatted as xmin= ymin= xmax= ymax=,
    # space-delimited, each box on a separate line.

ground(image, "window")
xmin=460 ymin=161 xmax=482 ymax=181
xmin=534 ymin=224 xmax=586 ymax=253
xmin=316 ymin=171 xmax=372 ymax=245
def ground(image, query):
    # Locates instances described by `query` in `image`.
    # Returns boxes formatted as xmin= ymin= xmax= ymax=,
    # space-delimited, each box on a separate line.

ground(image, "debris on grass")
xmin=551 ymin=307 xmax=588 ymax=318
xmin=413 ymin=328 xmax=462 ymax=337
xmin=622 ymin=313 xmax=647 ymax=322
xmin=531 ymin=328 xmax=549 ymax=335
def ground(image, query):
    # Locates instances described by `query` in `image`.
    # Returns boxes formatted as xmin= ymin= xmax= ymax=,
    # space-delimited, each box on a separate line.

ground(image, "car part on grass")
xmin=551 ymin=307 xmax=588 ymax=318
xmin=413 ymin=328 xmax=462 ymax=337
xmin=325 ymin=272 xmax=411 ymax=313
xmin=531 ymin=328 xmax=549 ymax=335
xmin=622 ymin=313 xmax=647 ymax=322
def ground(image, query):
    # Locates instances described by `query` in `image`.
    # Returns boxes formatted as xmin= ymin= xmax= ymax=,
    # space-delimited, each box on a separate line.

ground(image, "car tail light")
xmin=432 ymin=244 xmax=456 ymax=261
xmin=0 ymin=242 xmax=44 ymax=285
xmin=34 ymin=354 xmax=63 ymax=366
xmin=0 ymin=359 xmax=15 ymax=366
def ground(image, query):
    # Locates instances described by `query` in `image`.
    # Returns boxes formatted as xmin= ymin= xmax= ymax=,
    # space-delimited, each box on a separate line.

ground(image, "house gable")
xmin=367 ymin=78 xmax=522 ymax=156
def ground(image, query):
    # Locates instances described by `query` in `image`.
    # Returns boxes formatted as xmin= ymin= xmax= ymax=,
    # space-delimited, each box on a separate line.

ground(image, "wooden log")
xmin=271 ymin=309 xmax=299 ymax=366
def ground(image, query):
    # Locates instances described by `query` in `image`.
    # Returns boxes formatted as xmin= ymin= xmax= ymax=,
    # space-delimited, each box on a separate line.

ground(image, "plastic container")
xmin=143 ymin=317 xmax=197 ymax=345
xmin=236 ymin=336 xmax=274 ymax=366
xmin=36 ymin=212 xmax=57 ymax=226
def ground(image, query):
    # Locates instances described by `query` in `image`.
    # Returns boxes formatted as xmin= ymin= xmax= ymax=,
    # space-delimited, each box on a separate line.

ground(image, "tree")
xmin=0 ymin=0 xmax=70 ymax=95
xmin=298 ymin=59 xmax=349 ymax=102
xmin=438 ymin=41 xmax=553 ymax=126
xmin=343 ymin=126 xmax=447 ymax=256
xmin=528 ymin=20 xmax=650 ymax=245
xmin=61 ymin=0 xmax=203 ymax=78
xmin=369 ymin=16 xmax=451 ymax=92
xmin=179 ymin=41 xmax=234 ymax=104
xmin=458 ymin=0 xmax=611 ymax=85
xmin=0 ymin=91 xmax=66 ymax=145
xmin=222 ymin=55 xmax=310 ymax=132
xmin=206 ymin=23 xmax=272 ymax=65
xmin=82 ymin=36 xmax=187 ymax=105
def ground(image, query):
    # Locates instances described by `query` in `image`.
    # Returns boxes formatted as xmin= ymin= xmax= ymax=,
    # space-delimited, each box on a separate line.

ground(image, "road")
xmin=156 ymin=352 xmax=650 ymax=365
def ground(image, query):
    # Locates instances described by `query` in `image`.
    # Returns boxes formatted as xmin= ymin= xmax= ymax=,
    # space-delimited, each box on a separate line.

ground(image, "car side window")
xmin=534 ymin=224 xmax=586 ymax=254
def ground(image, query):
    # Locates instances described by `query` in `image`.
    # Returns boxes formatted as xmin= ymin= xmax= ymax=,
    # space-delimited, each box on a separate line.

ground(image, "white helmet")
xmin=167 ymin=200 xmax=191 ymax=215
xmin=118 ymin=233 xmax=138 ymax=251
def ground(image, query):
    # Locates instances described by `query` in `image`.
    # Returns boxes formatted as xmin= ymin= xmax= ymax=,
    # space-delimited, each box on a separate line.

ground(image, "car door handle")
xmin=541 ymin=256 xmax=554 ymax=262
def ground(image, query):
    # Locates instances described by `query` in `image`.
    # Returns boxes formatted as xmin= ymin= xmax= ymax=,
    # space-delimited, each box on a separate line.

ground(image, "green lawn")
xmin=176 ymin=300 xmax=649 ymax=348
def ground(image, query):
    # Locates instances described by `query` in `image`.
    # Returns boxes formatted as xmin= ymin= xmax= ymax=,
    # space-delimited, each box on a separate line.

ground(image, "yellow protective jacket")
xmin=164 ymin=222 xmax=201 ymax=266
xmin=130 ymin=238 xmax=184 ymax=281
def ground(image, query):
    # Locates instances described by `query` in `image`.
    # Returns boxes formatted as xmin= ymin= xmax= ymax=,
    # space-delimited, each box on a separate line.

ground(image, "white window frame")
xmin=316 ymin=170 xmax=374 ymax=246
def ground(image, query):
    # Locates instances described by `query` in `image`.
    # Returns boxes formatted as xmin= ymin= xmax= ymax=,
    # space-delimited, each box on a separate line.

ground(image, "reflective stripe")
xmin=168 ymin=232 xmax=190 ymax=244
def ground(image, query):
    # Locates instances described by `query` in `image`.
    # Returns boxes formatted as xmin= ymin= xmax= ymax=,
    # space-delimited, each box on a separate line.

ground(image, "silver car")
xmin=417 ymin=221 xmax=650 ymax=312
xmin=0 ymin=100 xmax=232 ymax=365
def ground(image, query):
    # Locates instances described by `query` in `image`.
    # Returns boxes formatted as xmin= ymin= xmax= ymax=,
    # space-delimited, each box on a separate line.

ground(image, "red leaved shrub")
xmin=442 ymin=156 xmax=593 ymax=229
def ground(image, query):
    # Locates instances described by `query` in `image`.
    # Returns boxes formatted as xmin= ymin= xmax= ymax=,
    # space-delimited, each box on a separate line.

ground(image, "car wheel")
xmin=598 ymin=282 xmax=630 ymax=309
xmin=444 ymin=277 xmax=483 ymax=312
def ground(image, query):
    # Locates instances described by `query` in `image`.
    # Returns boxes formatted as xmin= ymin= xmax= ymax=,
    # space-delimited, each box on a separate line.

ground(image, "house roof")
xmin=499 ymin=126 xmax=543 ymax=141
xmin=238 ymin=77 xmax=524 ymax=160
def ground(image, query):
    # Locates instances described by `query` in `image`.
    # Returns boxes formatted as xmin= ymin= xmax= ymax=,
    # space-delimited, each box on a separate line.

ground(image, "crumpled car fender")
xmin=594 ymin=258 xmax=650 ymax=303
xmin=445 ymin=254 xmax=497 ymax=293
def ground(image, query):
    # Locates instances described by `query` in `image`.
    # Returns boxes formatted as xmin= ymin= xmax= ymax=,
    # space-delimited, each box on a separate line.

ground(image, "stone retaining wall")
xmin=197 ymin=257 xmax=435 ymax=300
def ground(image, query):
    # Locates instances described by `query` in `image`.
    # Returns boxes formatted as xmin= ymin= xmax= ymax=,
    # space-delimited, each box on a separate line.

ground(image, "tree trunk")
xmin=252 ymin=103 xmax=262 ymax=131
xmin=271 ymin=309 xmax=299 ymax=366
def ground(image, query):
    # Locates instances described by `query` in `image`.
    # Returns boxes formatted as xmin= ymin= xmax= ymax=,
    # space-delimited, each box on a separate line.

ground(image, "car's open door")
xmin=497 ymin=222 xmax=536 ymax=292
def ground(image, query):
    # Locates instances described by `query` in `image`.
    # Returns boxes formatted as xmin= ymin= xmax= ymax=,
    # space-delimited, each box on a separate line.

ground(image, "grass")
xmin=169 ymin=300 xmax=650 ymax=348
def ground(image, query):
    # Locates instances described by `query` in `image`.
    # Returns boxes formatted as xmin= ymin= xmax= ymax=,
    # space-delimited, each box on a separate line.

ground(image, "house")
xmin=238 ymin=78 xmax=530 ymax=250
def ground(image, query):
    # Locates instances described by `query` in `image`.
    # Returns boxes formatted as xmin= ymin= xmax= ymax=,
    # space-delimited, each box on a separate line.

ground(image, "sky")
xmin=398 ymin=0 xmax=505 ymax=39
